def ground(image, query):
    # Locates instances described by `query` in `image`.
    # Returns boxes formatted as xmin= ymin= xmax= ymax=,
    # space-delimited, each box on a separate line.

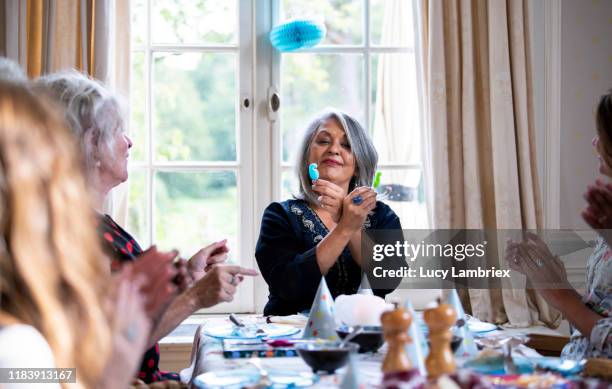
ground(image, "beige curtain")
xmin=1 ymin=0 xmax=128 ymax=85
xmin=416 ymin=0 xmax=561 ymax=327
xmin=1 ymin=0 xmax=131 ymax=222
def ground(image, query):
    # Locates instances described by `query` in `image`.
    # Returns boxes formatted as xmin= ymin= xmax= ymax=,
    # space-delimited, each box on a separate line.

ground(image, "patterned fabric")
xmin=255 ymin=199 xmax=402 ymax=316
xmin=97 ymin=214 xmax=180 ymax=383
xmin=561 ymin=237 xmax=612 ymax=359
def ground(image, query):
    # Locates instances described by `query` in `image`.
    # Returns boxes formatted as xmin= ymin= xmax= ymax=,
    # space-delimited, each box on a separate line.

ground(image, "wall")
xmin=559 ymin=0 xmax=612 ymax=229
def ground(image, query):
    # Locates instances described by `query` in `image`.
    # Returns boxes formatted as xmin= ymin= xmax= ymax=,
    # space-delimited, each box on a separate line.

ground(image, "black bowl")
xmin=427 ymin=335 xmax=463 ymax=353
xmin=336 ymin=325 xmax=385 ymax=353
xmin=295 ymin=341 xmax=359 ymax=374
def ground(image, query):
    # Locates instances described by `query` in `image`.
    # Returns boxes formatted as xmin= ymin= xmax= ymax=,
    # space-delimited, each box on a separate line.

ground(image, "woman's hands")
xmin=504 ymin=232 xmax=570 ymax=289
xmin=582 ymin=179 xmax=612 ymax=247
xmin=188 ymin=240 xmax=230 ymax=281
xmin=101 ymin=268 xmax=151 ymax=388
xmin=337 ymin=187 xmax=377 ymax=234
xmin=131 ymin=246 xmax=180 ymax=321
xmin=191 ymin=265 xmax=259 ymax=309
xmin=312 ymin=179 xmax=345 ymax=222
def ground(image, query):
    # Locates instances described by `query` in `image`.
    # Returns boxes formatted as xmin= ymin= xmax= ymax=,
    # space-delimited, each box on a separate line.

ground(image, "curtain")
xmin=1 ymin=0 xmax=131 ymax=223
xmin=415 ymin=0 xmax=561 ymax=327
xmin=372 ymin=0 xmax=428 ymax=228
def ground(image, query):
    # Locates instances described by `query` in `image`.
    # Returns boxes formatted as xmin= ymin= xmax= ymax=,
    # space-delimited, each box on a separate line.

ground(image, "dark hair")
xmin=596 ymin=90 xmax=612 ymax=164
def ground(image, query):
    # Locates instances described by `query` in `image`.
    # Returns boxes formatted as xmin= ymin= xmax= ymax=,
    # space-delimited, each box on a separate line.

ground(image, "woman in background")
xmin=36 ymin=71 xmax=257 ymax=383
xmin=256 ymin=109 xmax=402 ymax=316
xmin=506 ymin=90 xmax=612 ymax=359
xmin=0 ymin=81 xmax=150 ymax=388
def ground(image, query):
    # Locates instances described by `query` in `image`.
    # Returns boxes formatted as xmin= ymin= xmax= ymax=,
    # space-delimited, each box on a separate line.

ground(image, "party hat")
xmin=357 ymin=272 xmax=373 ymax=295
xmin=446 ymin=289 xmax=478 ymax=357
xmin=403 ymin=299 xmax=428 ymax=375
xmin=340 ymin=354 xmax=366 ymax=389
xmin=303 ymin=277 xmax=338 ymax=340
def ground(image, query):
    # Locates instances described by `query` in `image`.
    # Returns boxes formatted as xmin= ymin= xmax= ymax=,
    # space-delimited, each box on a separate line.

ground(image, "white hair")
xmin=0 ymin=57 xmax=27 ymax=84
xmin=34 ymin=70 xmax=125 ymax=172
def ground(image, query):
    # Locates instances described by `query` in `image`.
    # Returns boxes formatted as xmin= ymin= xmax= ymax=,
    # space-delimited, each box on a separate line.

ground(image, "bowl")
xmin=427 ymin=335 xmax=463 ymax=353
xmin=295 ymin=341 xmax=359 ymax=374
xmin=336 ymin=325 xmax=385 ymax=353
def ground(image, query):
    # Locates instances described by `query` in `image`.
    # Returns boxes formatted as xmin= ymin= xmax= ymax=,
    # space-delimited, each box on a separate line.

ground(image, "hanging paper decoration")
xmin=269 ymin=18 xmax=326 ymax=52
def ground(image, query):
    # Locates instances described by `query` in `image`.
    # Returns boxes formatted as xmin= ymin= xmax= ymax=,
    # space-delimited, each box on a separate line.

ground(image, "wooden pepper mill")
xmin=423 ymin=299 xmax=457 ymax=379
xmin=381 ymin=305 xmax=412 ymax=374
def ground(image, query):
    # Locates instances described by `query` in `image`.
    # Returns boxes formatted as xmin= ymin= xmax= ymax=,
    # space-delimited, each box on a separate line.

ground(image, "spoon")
xmin=340 ymin=325 xmax=363 ymax=348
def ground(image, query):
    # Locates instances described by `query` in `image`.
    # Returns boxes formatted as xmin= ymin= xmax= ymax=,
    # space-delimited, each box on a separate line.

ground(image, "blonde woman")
xmin=0 ymin=81 xmax=151 ymax=388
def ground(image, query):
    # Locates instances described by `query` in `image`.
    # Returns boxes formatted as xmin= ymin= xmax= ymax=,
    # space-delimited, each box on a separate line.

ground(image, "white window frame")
xmin=254 ymin=0 xmax=423 ymax=311
xmin=129 ymin=0 xmax=256 ymax=313
xmin=130 ymin=0 xmax=423 ymax=314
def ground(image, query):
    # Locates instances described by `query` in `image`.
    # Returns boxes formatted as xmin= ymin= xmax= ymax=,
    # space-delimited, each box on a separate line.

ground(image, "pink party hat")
xmin=303 ymin=277 xmax=338 ymax=340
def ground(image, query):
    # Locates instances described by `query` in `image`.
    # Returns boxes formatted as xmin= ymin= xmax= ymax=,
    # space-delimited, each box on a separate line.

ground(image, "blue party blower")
xmin=269 ymin=18 xmax=326 ymax=52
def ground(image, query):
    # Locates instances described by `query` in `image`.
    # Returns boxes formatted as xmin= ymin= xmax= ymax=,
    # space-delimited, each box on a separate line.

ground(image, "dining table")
xmin=177 ymin=314 xmax=606 ymax=389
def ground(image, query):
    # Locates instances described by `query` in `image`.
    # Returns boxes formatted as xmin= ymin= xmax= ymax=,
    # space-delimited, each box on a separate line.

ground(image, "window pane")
xmin=131 ymin=0 xmax=147 ymax=46
xmin=280 ymin=0 xmax=362 ymax=45
xmin=151 ymin=0 xmax=237 ymax=45
xmin=371 ymin=53 xmax=420 ymax=165
xmin=370 ymin=0 xmax=414 ymax=47
xmin=154 ymin=171 xmax=238 ymax=258
xmin=281 ymin=53 xmax=364 ymax=163
xmin=377 ymin=168 xmax=428 ymax=228
xmin=130 ymin=51 xmax=146 ymax=161
xmin=153 ymin=52 xmax=237 ymax=162
xmin=126 ymin=169 xmax=149 ymax=248
xmin=281 ymin=168 xmax=300 ymax=200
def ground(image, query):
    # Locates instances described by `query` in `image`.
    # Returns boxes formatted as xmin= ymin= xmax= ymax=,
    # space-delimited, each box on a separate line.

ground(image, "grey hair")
xmin=33 ymin=70 xmax=125 ymax=172
xmin=295 ymin=109 xmax=378 ymax=204
xmin=0 ymin=57 xmax=27 ymax=84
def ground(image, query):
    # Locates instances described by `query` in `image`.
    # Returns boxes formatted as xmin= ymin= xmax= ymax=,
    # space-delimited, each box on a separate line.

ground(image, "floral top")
xmin=561 ymin=237 xmax=612 ymax=359
xmin=255 ymin=199 xmax=403 ymax=316
xmin=97 ymin=214 xmax=180 ymax=383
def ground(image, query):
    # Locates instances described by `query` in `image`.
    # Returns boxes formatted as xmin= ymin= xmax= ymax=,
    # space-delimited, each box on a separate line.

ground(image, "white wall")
xmin=558 ymin=0 xmax=612 ymax=229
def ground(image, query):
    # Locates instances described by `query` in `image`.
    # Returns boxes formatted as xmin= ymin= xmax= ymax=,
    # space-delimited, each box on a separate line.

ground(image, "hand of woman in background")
xmin=312 ymin=179 xmax=345 ymax=222
xmin=131 ymin=246 xmax=180 ymax=321
xmin=582 ymin=179 xmax=612 ymax=247
xmin=337 ymin=187 xmax=377 ymax=233
xmin=101 ymin=268 xmax=151 ymax=389
xmin=188 ymin=240 xmax=230 ymax=281
xmin=505 ymin=232 xmax=570 ymax=289
xmin=190 ymin=265 xmax=259 ymax=308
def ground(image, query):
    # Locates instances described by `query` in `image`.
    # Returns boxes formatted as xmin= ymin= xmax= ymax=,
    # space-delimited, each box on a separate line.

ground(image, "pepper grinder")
xmin=381 ymin=306 xmax=413 ymax=374
xmin=423 ymin=299 xmax=457 ymax=379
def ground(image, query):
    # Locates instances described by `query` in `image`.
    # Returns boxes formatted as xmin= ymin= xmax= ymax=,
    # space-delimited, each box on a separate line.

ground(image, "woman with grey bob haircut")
xmin=296 ymin=109 xmax=378 ymax=205
xmin=256 ymin=108 xmax=402 ymax=316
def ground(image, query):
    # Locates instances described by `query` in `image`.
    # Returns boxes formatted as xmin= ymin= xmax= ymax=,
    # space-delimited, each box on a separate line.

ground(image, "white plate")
xmin=467 ymin=321 xmax=497 ymax=333
xmin=193 ymin=369 xmax=317 ymax=388
xmin=202 ymin=323 xmax=300 ymax=340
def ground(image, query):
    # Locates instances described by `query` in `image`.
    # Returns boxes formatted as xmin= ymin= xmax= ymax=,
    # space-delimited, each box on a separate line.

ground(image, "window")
xmin=277 ymin=0 xmax=427 ymax=228
xmin=128 ymin=0 xmax=424 ymax=313
xmin=128 ymin=0 xmax=254 ymax=313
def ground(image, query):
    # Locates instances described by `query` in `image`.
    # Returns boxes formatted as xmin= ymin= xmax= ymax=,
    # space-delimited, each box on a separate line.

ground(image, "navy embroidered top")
xmin=255 ymin=199 xmax=402 ymax=316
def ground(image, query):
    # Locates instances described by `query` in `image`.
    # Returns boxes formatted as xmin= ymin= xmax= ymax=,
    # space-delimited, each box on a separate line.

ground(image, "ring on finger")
xmin=230 ymin=275 xmax=237 ymax=286
xmin=352 ymin=195 xmax=363 ymax=205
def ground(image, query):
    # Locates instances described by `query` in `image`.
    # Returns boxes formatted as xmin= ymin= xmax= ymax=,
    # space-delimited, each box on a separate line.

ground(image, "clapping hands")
xmin=582 ymin=179 xmax=612 ymax=247
xmin=505 ymin=232 xmax=570 ymax=289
